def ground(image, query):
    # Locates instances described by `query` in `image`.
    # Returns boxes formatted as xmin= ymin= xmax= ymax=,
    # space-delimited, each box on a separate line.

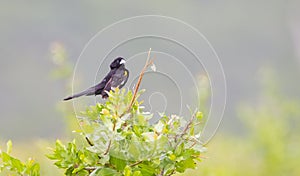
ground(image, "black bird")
xmin=63 ymin=57 xmax=129 ymax=101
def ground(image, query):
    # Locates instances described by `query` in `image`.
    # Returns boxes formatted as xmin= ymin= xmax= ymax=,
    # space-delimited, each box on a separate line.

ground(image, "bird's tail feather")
xmin=63 ymin=87 xmax=95 ymax=101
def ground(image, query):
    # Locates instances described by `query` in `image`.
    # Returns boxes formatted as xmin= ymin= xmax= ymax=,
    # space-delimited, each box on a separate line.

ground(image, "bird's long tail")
xmin=63 ymin=87 xmax=95 ymax=101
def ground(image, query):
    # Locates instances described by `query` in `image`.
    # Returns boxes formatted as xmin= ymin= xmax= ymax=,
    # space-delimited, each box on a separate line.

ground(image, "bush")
xmin=47 ymin=88 xmax=205 ymax=176
xmin=0 ymin=140 xmax=40 ymax=176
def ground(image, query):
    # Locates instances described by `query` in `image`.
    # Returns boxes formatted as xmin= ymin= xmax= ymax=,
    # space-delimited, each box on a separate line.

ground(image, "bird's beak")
xmin=120 ymin=59 xmax=126 ymax=64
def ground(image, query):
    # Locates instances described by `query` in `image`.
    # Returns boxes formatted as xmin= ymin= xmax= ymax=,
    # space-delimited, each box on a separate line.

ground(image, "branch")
xmin=84 ymin=166 xmax=97 ymax=171
xmin=103 ymin=121 xmax=116 ymax=155
xmin=159 ymin=168 xmax=165 ymax=176
xmin=85 ymin=137 xmax=94 ymax=146
xmin=126 ymin=48 xmax=154 ymax=113
xmin=103 ymin=140 xmax=111 ymax=155
xmin=167 ymin=170 xmax=176 ymax=176
xmin=129 ymin=160 xmax=143 ymax=167
xmin=174 ymin=110 xmax=197 ymax=148
xmin=181 ymin=110 xmax=197 ymax=138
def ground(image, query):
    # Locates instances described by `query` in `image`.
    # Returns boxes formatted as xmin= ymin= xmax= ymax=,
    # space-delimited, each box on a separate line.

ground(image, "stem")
xmin=174 ymin=110 xmax=197 ymax=149
xmin=126 ymin=48 xmax=154 ymax=113
xmin=85 ymin=137 xmax=94 ymax=146
xmin=159 ymin=168 xmax=165 ymax=176
xmin=85 ymin=137 xmax=103 ymax=159
xmin=84 ymin=166 xmax=97 ymax=171
xmin=167 ymin=170 xmax=176 ymax=176
xmin=104 ymin=120 xmax=116 ymax=155
xmin=103 ymin=140 xmax=111 ymax=155
xmin=129 ymin=160 xmax=143 ymax=167
xmin=181 ymin=110 xmax=197 ymax=138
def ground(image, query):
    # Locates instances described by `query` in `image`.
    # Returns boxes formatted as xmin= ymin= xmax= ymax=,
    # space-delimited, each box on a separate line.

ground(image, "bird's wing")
xmin=92 ymin=69 xmax=116 ymax=95
xmin=102 ymin=68 xmax=129 ymax=94
xmin=118 ymin=68 xmax=129 ymax=88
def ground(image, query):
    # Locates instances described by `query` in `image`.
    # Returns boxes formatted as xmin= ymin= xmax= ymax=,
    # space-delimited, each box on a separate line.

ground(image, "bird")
xmin=63 ymin=57 xmax=129 ymax=101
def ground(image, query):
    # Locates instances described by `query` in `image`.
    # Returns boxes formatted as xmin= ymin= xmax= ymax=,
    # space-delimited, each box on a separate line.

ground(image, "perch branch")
xmin=126 ymin=48 xmax=154 ymax=113
xmin=103 ymin=48 xmax=154 ymax=156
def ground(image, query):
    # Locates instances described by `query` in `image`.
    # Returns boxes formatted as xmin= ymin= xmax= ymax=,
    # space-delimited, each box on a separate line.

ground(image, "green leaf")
xmin=90 ymin=167 xmax=102 ymax=176
xmin=123 ymin=165 xmax=131 ymax=176
xmin=0 ymin=142 xmax=40 ymax=175
xmin=138 ymin=164 xmax=157 ymax=176
xmin=110 ymin=156 xmax=127 ymax=171
xmin=176 ymin=158 xmax=196 ymax=173
xmin=132 ymin=170 xmax=142 ymax=176
xmin=175 ymin=143 xmax=184 ymax=156
xmin=91 ymin=168 xmax=122 ymax=176
xmin=196 ymin=111 xmax=203 ymax=120
xmin=6 ymin=140 xmax=12 ymax=154
xmin=72 ymin=165 xmax=85 ymax=174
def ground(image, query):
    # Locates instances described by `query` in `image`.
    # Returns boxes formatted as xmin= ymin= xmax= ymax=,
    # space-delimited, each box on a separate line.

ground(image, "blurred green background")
xmin=1 ymin=1 xmax=300 ymax=175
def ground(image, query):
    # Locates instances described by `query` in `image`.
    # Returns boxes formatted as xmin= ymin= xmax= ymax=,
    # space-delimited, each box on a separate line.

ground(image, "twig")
xmin=103 ymin=121 xmax=116 ymax=155
xmin=188 ymin=141 xmax=197 ymax=149
xmin=85 ymin=137 xmax=103 ymax=160
xmin=129 ymin=160 xmax=143 ymax=167
xmin=126 ymin=48 xmax=154 ymax=113
xmin=103 ymin=140 xmax=112 ymax=155
xmin=167 ymin=170 xmax=176 ymax=176
xmin=174 ymin=110 xmax=197 ymax=149
xmin=84 ymin=166 xmax=97 ymax=171
xmin=85 ymin=137 xmax=94 ymax=146
xmin=180 ymin=110 xmax=197 ymax=138
xmin=159 ymin=168 xmax=165 ymax=176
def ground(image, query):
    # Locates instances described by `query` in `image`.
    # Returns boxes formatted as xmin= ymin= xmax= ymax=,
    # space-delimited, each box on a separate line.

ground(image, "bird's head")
xmin=110 ymin=57 xmax=126 ymax=69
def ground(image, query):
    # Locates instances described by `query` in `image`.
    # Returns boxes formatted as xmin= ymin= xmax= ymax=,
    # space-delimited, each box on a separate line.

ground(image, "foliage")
xmin=47 ymin=88 xmax=205 ymax=176
xmin=50 ymin=42 xmax=80 ymax=136
xmin=178 ymin=69 xmax=300 ymax=176
xmin=235 ymin=70 xmax=300 ymax=176
xmin=0 ymin=140 xmax=40 ymax=176
xmin=50 ymin=42 xmax=72 ymax=79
